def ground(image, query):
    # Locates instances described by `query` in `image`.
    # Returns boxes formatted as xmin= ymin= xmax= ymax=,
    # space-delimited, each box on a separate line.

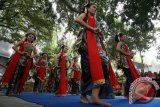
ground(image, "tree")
xmin=114 ymin=0 xmax=159 ymax=63
xmin=41 ymin=43 xmax=60 ymax=65
xmin=54 ymin=0 xmax=158 ymax=62
xmin=1 ymin=0 xmax=159 ymax=63
xmin=0 ymin=0 xmax=56 ymax=43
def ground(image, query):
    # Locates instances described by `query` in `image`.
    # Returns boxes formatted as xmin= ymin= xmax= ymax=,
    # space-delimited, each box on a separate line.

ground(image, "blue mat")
xmin=16 ymin=92 xmax=160 ymax=107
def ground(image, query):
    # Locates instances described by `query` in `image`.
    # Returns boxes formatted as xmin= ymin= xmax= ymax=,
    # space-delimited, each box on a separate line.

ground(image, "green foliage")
xmin=0 ymin=0 xmax=56 ymax=43
xmin=41 ymin=43 xmax=60 ymax=65
xmin=1 ymin=0 xmax=159 ymax=61
xmin=55 ymin=0 xmax=158 ymax=60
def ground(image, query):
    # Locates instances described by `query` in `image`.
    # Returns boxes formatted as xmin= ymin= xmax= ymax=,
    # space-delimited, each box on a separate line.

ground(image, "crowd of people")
xmin=0 ymin=2 xmax=159 ymax=107
xmin=140 ymin=70 xmax=160 ymax=79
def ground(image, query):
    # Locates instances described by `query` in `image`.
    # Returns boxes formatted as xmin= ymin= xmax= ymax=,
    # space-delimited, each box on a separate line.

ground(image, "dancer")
xmin=71 ymin=56 xmax=81 ymax=95
xmin=46 ymin=65 xmax=56 ymax=93
xmin=115 ymin=33 xmax=139 ymax=97
xmin=34 ymin=52 xmax=48 ymax=93
xmin=75 ymin=3 xmax=111 ymax=106
xmin=54 ymin=45 xmax=69 ymax=96
xmin=1 ymin=32 xmax=37 ymax=95
xmin=33 ymin=70 xmax=39 ymax=92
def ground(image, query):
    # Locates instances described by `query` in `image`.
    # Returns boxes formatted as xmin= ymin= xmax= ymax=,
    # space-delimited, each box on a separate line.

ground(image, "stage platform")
xmin=15 ymin=92 xmax=160 ymax=107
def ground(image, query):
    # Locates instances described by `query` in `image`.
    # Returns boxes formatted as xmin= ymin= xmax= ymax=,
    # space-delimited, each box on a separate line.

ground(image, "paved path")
xmin=0 ymin=93 xmax=43 ymax=107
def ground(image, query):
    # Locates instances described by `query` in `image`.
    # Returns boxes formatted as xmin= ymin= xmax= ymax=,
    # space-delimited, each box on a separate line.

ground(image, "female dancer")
xmin=75 ymin=3 xmax=111 ymax=106
xmin=54 ymin=45 xmax=69 ymax=96
xmin=115 ymin=33 xmax=139 ymax=97
xmin=1 ymin=32 xmax=37 ymax=95
xmin=71 ymin=56 xmax=81 ymax=95
xmin=46 ymin=65 xmax=56 ymax=93
xmin=34 ymin=52 xmax=48 ymax=93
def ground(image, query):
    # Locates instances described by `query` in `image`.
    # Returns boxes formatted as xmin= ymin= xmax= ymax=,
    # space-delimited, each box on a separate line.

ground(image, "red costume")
xmin=58 ymin=52 xmax=68 ymax=96
xmin=86 ymin=15 xmax=105 ymax=85
xmin=1 ymin=41 xmax=33 ymax=93
xmin=36 ymin=58 xmax=46 ymax=81
xmin=73 ymin=62 xmax=81 ymax=82
xmin=124 ymin=44 xmax=139 ymax=80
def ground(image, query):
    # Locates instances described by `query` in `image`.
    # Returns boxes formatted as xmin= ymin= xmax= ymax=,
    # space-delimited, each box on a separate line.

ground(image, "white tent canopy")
xmin=0 ymin=40 xmax=13 ymax=58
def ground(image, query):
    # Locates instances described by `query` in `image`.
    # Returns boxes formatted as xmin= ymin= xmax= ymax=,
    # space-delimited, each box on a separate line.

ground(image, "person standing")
xmin=34 ymin=53 xmax=48 ymax=93
xmin=115 ymin=33 xmax=139 ymax=97
xmin=54 ymin=45 xmax=70 ymax=96
xmin=1 ymin=32 xmax=37 ymax=95
xmin=71 ymin=56 xmax=81 ymax=95
xmin=46 ymin=65 xmax=56 ymax=93
xmin=75 ymin=3 xmax=111 ymax=106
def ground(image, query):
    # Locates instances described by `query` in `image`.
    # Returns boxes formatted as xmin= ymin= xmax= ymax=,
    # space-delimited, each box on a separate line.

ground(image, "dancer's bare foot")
xmin=89 ymin=97 xmax=111 ymax=107
xmin=80 ymin=95 xmax=89 ymax=104
xmin=56 ymin=94 xmax=66 ymax=97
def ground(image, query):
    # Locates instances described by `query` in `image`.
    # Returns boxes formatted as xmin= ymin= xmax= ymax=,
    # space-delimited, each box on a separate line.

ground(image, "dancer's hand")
xmin=92 ymin=27 xmax=99 ymax=32
xmin=127 ymin=53 xmax=133 ymax=58
xmin=95 ymin=28 xmax=101 ymax=32
xmin=20 ymin=52 xmax=29 ymax=56
xmin=18 ymin=51 xmax=21 ymax=54
xmin=130 ymin=55 xmax=133 ymax=58
xmin=26 ymin=52 xmax=31 ymax=57
xmin=56 ymin=65 xmax=61 ymax=68
xmin=35 ymin=65 xmax=40 ymax=68
xmin=30 ymin=55 xmax=34 ymax=59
